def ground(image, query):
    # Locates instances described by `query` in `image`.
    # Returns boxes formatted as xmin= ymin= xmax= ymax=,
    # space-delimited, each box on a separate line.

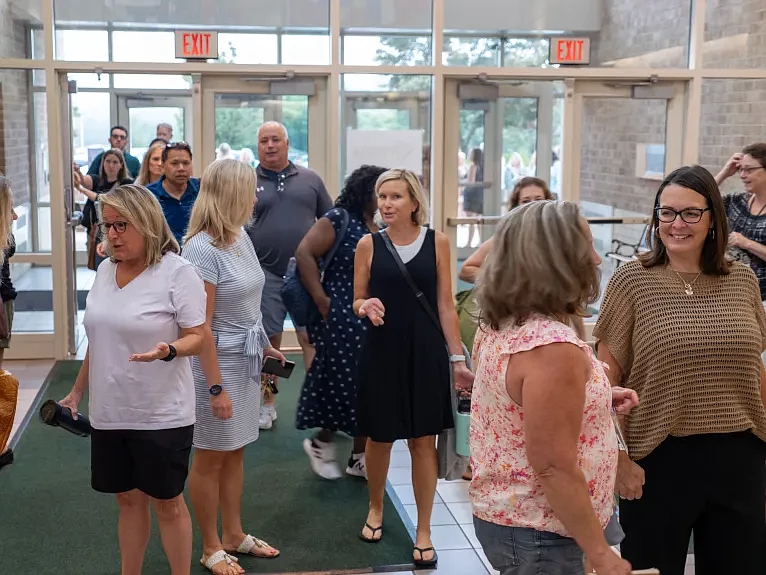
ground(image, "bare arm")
xmin=738 ymin=238 xmax=766 ymax=261
xmin=458 ymin=237 xmax=493 ymax=284
xmin=197 ymin=282 xmax=223 ymax=389
xmin=295 ymin=217 xmax=336 ymax=311
xmin=515 ymin=343 xmax=616 ymax=565
xmin=435 ymin=231 xmax=466 ymax=356
xmin=352 ymin=235 xmax=373 ymax=317
xmin=73 ymin=347 xmax=90 ymax=394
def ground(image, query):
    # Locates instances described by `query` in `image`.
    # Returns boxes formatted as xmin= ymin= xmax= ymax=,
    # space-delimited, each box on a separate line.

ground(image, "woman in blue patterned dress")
xmin=295 ymin=165 xmax=387 ymax=480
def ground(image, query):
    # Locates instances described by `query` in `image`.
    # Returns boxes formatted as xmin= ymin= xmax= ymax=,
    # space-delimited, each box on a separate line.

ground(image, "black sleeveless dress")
xmin=356 ymin=229 xmax=454 ymax=443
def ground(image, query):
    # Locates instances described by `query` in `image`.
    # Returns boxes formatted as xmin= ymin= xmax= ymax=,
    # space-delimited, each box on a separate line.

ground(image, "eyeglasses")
xmin=98 ymin=221 xmax=129 ymax=234
xmin=740 ymin=166 xmax=764 ymax=177
xmin=110 ymin=133 xmax=127 ymax=141
xmin=655 ymin=206 xmax=710 ymax=224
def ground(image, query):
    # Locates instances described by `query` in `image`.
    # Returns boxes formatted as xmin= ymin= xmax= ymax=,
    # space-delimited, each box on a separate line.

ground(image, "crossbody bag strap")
xmin=319 ymin=208 xmax=350 ymax=278
xmin=378 ymin=230 xmax=445 ymax=343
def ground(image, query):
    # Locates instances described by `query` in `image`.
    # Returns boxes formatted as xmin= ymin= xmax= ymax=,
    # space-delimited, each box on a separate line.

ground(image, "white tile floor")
xmin=4 ymin=360 xmax=696 ymax=575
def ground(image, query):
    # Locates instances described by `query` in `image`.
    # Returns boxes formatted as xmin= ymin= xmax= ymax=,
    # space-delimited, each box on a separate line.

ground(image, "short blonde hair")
xmin=375 ymin=168 xmax=428 ymax=226
xmin=477 ymin=201 xmax=600 ymax=330
xmin=99 ymin=184 xmax=179 ymax=266
xmin=185 ymin=159 xmax=256 ymax=248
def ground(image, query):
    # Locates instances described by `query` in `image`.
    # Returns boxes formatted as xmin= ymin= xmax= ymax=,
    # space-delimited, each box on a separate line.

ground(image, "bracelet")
xmin=449 ymin=354 xmax=466 ymax=364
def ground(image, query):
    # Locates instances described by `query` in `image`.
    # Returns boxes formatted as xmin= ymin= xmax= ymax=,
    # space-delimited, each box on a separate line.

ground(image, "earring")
xmin=709 ymin=228 xmax=716 ymax=239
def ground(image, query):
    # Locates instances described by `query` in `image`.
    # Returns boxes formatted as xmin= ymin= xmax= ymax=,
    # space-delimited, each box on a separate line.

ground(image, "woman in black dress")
xmin=352 ymin=169 xmax=474 ymax=567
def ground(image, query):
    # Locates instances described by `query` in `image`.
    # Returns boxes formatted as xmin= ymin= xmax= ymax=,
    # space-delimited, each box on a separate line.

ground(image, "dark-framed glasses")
xmin=740 ymin=166 xmax=764 ymax=177
xmin=98 ymin=221 xmax=128 ymax=234
xmin=655 ymin=206 xmax=710 ymax=224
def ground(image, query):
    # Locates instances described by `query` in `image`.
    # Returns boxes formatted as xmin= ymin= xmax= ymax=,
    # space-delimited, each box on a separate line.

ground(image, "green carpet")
xmin=0 ymin=359 xmax=415 ymax=574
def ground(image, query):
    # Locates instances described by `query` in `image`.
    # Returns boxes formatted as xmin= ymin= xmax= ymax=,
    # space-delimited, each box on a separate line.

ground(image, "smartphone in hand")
xmin=262 ymin=356 xmax=295 ymax=379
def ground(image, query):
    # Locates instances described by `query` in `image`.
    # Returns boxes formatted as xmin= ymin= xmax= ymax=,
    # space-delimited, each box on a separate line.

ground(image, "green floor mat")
xmin=0 ymin=359 xmax=414 ymax=574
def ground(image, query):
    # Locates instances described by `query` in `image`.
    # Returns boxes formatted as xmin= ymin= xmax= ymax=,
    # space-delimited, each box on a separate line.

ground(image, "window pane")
xmin=443 ymin=0 xmax=691 ymax=68
xmin=704 ymin=0 xmax=766 ymax=68
xmin=343 ymin=36 xmax=431 ymax=66
xmin=69 ymin=72 xmax=109 ymax=89
xmin=281 ymin=35 xmax=330 ymax=65
xmin=113 ymin=74 xmax=192 ymax=90
xmin=71 ymin=92 xmax=112 ymax=172
xmin=11 ymin=264 xmax=56 ymax=333
xmin=503 ymin=39 xmax=551 ymax=68
xmin=113 ymin=31 xmax=181 ymax=63
xmin=54 ymin=0 xmax=329 ymax=29
xmin=55 ymin=30 xmax=108 ymax=61
xmin=33 ymin=92 xmax=50 ymax=206
xmin=443 ymin=38 xmax=501 ymax=66
xmin=128 ymin=107 xmax=186 ymax=161
xmin=342 ymin=74 xmax=432 ymax=210
xmin=217 ymin=34 xmax=278 ymax=64
xmin=341 ymin=0 xmax=432 ymax=32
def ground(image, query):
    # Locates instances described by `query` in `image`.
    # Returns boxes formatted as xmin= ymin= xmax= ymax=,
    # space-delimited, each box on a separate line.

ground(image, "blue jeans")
xmin=474 ymin=516 xmax=585 ymax=575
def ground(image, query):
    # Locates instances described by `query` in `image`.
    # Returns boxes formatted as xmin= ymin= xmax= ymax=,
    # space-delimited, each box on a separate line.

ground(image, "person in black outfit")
xmin=74 ymin=149 xmax=134 ymax=269
xmin=352 ymin=169 xmax=474 ymax=568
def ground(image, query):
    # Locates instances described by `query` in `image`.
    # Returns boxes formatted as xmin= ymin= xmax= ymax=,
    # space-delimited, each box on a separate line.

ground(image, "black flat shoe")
xmin=359 ymin=522 xmax=383 ymax=543
xmin=413 ymin=546 xmax=438 ymax=568
xmin=0 ymin=449 xmax=14 ymax=471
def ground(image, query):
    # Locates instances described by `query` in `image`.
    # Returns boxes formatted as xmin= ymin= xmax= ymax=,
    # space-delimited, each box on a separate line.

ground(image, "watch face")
xmin=210 ymin=385 xmax=222 ymax=396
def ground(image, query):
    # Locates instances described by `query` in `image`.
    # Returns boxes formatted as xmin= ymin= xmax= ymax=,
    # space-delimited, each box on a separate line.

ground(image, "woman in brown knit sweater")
xmin=594 ymin=165 xmax=766 ymax=575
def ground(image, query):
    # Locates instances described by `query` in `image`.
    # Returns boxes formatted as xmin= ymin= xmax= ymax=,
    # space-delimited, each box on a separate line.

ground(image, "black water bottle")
xmin=39 ymin=399 xmax=92 ymax=438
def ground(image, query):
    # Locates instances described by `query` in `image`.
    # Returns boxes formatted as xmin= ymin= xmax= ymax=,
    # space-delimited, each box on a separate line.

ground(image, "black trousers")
xmin=620 ymin=432 xmax=766 ymax=575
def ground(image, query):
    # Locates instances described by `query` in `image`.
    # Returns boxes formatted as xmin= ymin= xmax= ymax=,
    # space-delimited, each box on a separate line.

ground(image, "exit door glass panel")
xmin=579 ymin=97 xmax=668 ymax=313
xmin=127 ymin=107 xmax=186 ymax=160
xmin=356 ymin=109 xmax=411 ymax=130
xmin=212 ymin=94 xmax=309 ymax=167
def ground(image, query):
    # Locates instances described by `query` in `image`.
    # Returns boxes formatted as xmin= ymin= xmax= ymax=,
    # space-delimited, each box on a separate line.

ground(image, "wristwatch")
xmin=449 ymin=354 xmax=466 ymax=364
xmin=209 ymin=384 xmax=223 ymax=396
xmin=161 ymin=344 xmax=177 ymax=362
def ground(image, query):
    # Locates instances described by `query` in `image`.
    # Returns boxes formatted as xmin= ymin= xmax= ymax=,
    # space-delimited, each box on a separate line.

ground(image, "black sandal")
xmin=0 ymin=449 xmax=13 ymax=472
xmin=359 ymin=522 xmax=383 ymax=543
xmin=413 ymin=546 xmax=438 ymax=567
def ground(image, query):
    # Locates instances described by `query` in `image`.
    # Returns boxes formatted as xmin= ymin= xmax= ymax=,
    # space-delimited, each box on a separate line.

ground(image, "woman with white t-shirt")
xmin=59 ymin=184 xmax=206 ymax=575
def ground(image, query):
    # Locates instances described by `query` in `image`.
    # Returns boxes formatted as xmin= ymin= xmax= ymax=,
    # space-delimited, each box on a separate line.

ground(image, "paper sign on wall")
xmin=346 ymin=130 xmax=424 ymax=176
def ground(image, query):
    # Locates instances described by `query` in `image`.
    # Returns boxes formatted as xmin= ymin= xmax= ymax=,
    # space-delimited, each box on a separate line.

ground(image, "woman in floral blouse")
xmin=468 ymin=200 xmax=638 ymax=575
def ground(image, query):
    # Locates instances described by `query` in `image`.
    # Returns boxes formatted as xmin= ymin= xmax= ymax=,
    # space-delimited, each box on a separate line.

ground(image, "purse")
xmin=281 ymin=208 xmax=349 ymax=327
xmin=378 ymin=230 xmax=472 ymax=479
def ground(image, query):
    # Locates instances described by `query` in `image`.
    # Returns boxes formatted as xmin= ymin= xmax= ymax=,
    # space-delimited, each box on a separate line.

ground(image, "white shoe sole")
xmin=259 ymin=419 xmax=273 ymax=430
xmin=345 ymin=466 xmax=367 ymax=479
xmin=303 ymin=439 xmax=342 ymax=480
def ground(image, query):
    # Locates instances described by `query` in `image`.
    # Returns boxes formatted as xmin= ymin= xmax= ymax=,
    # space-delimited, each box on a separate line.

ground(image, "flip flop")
xmin=228 ymin=534 xmax=280 ymax=559
xmin=413 ymin=546 xmax=438 ymax=567
xmin=359 ymin=522 xmax=383 ymax=543
xmin=200 ymin=550 xmax=242 ymax=574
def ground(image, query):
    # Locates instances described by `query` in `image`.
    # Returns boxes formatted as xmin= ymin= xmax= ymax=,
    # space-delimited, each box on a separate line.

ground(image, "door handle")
xmin=67 ymin=210 xmax=83 ymax=227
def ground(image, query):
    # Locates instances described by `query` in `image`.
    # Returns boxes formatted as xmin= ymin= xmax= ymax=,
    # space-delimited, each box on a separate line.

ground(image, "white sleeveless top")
xmin=382 ymin=227 xmax=427 ymax=264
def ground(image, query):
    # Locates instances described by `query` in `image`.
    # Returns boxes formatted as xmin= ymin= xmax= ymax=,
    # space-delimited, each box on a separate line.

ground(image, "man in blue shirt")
xmin=87 ymin=125 xmax=141 ymax=178
xmin=146 ymin=142 xmax=200 ymax=246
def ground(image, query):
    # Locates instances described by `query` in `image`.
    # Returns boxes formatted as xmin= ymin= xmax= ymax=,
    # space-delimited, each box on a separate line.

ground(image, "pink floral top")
xmin=468 ymin=315 xmax=618 ymax=536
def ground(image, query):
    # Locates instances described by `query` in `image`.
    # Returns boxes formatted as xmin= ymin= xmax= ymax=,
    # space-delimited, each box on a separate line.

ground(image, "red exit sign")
xmin=175 ymin=31 xmax=218 ymax=60
xmin=549 ymin=37 xmax=591 ymax=65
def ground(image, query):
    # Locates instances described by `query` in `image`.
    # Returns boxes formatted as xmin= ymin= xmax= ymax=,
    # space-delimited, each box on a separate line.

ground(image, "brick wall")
xmin=583 ymin=0 xmax=766 ymax=229
xmin=0 ymin=0 xmax=32 ymax=217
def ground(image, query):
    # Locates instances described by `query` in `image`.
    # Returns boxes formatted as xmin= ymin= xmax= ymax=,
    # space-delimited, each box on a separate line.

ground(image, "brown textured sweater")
xmin=594 ymin=260 xmax=766 ymax=460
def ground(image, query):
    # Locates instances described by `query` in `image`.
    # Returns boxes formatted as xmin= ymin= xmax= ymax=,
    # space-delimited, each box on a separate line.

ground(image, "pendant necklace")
xmin=669 ymin=267 xmax=702 ymax=295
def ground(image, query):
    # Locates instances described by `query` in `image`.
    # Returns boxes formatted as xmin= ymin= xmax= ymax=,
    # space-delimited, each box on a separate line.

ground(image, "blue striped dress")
xmin=183 ymin=230 xmax=271 ymax=451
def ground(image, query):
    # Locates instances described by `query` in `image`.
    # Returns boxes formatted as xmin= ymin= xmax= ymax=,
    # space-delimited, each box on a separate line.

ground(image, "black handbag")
xmin=281 ymin=208 xmax=349 ymax=326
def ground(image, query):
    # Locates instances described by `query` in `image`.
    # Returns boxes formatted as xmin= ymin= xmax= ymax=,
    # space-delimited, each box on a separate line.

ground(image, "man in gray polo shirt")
xmin=248 ymin=121 xmax=333 ymax=429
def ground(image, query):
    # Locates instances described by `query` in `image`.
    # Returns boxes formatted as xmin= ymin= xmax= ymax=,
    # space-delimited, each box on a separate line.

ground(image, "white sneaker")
xmin=268 ymin=405 xmax=277 ymax=422
xmin=303 ymin=438 xmax=342 ymax=480
xmin=259 ymin=406 xmax=273 ymax=430
xmin=346 ymin=453 xmax=367 ymax=479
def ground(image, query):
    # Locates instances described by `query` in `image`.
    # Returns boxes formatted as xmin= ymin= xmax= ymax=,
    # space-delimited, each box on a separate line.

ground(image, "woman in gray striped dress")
xmin=184 ymin=159 xmax=286 ymax=575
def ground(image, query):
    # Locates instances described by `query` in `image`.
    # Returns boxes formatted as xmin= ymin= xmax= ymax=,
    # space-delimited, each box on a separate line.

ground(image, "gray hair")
xmin=157 ymin=122 xmax=173 ymax=133
xmin=257 ymin=121 xmax=289 ymax=141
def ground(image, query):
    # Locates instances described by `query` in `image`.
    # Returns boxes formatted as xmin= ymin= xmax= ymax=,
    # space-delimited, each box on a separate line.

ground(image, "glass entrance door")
xmin=117 ymin=95 xmax=193 ymax=163
xmin=201 ymin=76 xmax=327 ymax=183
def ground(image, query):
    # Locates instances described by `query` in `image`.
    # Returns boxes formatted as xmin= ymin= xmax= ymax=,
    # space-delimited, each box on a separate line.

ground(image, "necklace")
xmin=669 ymin=267 xmax=702 ymax=295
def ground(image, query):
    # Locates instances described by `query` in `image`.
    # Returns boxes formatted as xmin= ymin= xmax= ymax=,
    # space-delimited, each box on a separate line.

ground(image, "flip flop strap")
xmin=203 ymin=550 xmax=239 ymax=570
xmin=237 ymin=534 xmax=271 ymax=553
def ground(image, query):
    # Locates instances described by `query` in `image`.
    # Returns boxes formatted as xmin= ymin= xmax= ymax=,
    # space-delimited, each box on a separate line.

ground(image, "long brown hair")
xmin=639 ymin=165 xmax=730 ymax=275
xmin=477 ymin=201 xmax=600 ymax=330
xmin=99 ymin=148 xmax=129 ymax=184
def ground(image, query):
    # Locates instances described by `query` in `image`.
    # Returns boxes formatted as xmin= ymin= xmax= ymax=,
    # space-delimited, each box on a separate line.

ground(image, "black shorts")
xmin=91 ymin=425 xmax=193 ymax=500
